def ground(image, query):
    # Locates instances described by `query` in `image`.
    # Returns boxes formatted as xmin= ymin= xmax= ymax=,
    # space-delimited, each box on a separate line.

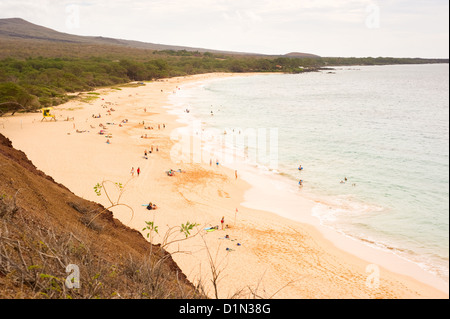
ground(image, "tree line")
xmin=0 ymin=51 xmax=447 ymax=115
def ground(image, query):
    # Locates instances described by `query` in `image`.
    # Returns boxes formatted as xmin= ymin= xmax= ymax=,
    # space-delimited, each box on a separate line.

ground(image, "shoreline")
xmin=0 ymin=72 xmax=447 ymax=298
xmin=170 ymin=71 xmax=449 ymax=293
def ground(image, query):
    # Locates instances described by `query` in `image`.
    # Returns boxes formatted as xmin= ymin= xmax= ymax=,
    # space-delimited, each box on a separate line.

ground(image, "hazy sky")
xmin=0 ymin=0 xmax=448 ymax=58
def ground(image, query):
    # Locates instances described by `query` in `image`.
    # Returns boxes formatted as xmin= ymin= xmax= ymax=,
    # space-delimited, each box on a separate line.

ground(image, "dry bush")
xmin=0 ymin=191 xmax=19 ymax=220
xmin=0 ymin=204 xmax=204 ymax=299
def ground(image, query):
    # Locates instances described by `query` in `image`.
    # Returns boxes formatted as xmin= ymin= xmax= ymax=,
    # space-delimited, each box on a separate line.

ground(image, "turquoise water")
xmin=170 ymin=64 xmax=449 ymax=282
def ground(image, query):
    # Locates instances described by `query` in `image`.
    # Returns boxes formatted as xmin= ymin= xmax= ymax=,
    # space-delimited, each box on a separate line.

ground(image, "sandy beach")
xmin=0 ymin=72 xmax=448 ymax=299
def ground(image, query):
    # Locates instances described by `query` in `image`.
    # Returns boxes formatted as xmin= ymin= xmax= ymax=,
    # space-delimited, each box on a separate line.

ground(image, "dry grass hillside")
xmin=0 ymin=133 xmax=205 ymax=299
xmin=0 ymin=18 xmax=256 ymax=58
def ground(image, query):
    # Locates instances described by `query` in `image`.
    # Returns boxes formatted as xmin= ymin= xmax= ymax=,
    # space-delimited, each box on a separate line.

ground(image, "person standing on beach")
xmin=137 ymin=167 xmax=141 ymax=177
xmin=221 ymin=216 xmax=225 ymax=230
xmin=131 ymin=167 xmax=135 ymax=177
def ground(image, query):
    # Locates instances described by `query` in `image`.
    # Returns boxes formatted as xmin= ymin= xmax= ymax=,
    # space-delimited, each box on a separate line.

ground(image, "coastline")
xmin=170 ymin=70 xmax=449 ymax=294
xmin=0 ymin=72 xmax=447 ymax=298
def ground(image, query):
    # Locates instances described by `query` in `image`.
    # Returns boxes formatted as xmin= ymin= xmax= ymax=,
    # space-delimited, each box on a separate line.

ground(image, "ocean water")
xmin=168 ymin=64 xmax=449 ymax=284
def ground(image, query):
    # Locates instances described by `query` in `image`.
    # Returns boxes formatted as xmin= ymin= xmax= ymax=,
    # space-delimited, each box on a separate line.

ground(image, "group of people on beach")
xmin=209 ymin=159 xmax=220 ymax=167
xmin=143 ymin=146 xmax=158 ymax=159
xmin=141 ymin=122 xmax=166 ymax=130
xmin=130 ymin=167 xmax=141 ymax=177
xmin=205 ymin=216 xmax=227 ymax=232
xmin=166 ymin=168 xmax=183 ymax=176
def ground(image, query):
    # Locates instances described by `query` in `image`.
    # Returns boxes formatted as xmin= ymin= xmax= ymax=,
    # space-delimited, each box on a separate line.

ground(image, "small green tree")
xmin=142 ymin=219 xmax=199 ymax=250
xmin=89 ymin=179 xmax=134 ymax=226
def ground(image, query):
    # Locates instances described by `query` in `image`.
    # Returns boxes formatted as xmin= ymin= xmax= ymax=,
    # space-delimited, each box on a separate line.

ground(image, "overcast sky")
xmin=0 ymin=0 xmax=448 ymax=58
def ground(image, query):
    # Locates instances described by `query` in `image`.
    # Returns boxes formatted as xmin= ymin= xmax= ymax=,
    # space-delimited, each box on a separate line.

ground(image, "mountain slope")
xmin=0 ymin=17 xmax=260 ymax=55
xmin=0 ymin=18 xmax=89 ymax=43
xmin=0 ymin=17 xmax=321 ymax=58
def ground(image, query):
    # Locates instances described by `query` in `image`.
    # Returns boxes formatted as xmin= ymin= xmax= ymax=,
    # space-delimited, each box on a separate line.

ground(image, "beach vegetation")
xmin=89 ymin=180 xmax=133 ymax=227
xmin=143 ymin=221 xmax=159 ymax=237
xmin=142 ymin=219 xmax=200 ymax=250
xmin=78 ymin=94 xmax=100 ymax=104
xmin=180 ymin=221 xmax=199 ymax=238
xmin=0 ymin=49 xmax=447 ymax=116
